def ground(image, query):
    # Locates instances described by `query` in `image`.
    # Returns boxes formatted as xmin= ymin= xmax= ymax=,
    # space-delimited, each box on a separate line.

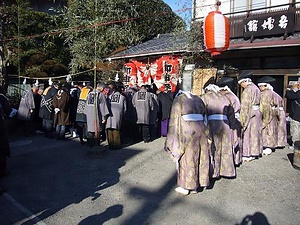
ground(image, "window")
xmin=231 ymin=0 xmax=292 ymax=13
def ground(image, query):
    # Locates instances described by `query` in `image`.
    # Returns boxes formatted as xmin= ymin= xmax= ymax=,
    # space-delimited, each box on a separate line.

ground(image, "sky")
xmin=163 ymin=0 xmax=192 ymax=22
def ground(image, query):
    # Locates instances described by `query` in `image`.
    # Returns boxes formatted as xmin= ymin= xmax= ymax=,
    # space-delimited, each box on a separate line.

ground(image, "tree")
xmin=1 ymin=0 xmax=69 ymax=82
xmin=64 ymin=0 xmax=185 ymax=74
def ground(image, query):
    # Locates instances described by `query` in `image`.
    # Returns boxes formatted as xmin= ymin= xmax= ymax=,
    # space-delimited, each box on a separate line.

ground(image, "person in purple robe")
xmin=238 ymin=71 xmax=263 ymax=162
xmin=257 ymin=76 xmax=278 ymax=155
xmin=165 ymin=90 xmax=212 ymax=195
xmin=201 ymin=84 xmax=236 ymax=179
xmin=216 ymin=77 xmax=242 ymax=166
xmin=271 ymin=86 xmax=288 ymax=148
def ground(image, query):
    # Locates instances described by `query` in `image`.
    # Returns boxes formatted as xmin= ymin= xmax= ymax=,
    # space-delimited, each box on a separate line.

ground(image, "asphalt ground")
xmin=0 ymin=133 xmax=299 ymax=225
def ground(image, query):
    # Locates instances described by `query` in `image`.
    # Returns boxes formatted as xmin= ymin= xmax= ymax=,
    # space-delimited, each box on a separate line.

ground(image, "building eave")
xmin=108 ymin=49 xmax=192 ymax=60
xmin=228 ymin=38 xmax=300 ymax=50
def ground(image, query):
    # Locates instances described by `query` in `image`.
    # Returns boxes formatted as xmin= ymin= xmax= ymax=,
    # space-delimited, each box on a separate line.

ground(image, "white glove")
xmin=54 ymin=108 xmax=60 ymax=114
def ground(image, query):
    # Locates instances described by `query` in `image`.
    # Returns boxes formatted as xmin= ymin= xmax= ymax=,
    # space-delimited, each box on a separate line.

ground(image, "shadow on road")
xmin=236 ymin=211 xmax=270 ymax=225
xmin=1 ymin=134 xmax=142 ymax=224
xmin=78 ymin=204 xmax=123 ymax=225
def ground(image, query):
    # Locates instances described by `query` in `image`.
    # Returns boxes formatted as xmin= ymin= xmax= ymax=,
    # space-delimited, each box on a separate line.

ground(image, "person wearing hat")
xmin=201 ymin=83 xmax=236 ymax=179
xmin=257 ymin=76 xmax=278 ymax=155
xmin=285 ymin=80 xmax=300 ymax=150
xmin=216 ymin=77 xmax=242 ymax=166
xmin=238 ymin=71 xmax=263 ymax=162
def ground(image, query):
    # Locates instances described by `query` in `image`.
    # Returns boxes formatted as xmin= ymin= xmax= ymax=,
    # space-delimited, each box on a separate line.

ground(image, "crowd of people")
xmin=14 ymin=80 xmax=174 ymax=150
xmin=1 ymin=71 xmax=300 ymax=196
xmin=165 ymin=72 xmax=300 ymax=195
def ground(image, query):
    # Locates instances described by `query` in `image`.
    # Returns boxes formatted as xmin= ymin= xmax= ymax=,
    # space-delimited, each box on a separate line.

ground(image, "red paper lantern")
xmin=203 ymin=11 xmax=230 ymax=56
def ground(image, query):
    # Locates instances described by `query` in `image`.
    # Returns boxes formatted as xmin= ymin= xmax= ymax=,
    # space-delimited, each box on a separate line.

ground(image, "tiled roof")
xmin=109 ymin=32 xmax=300 ymax=60
xmin=109 ymin=33 xmax=190 ymax=60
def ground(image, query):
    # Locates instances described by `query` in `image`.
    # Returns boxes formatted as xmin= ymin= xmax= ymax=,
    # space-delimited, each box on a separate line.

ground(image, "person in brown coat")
xmin=53 ymin=83 xmax=70 ymax=140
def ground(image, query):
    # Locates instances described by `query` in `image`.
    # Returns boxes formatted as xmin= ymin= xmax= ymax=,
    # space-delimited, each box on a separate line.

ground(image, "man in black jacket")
xmin=285 ymin=81 xmax=300 ymax=149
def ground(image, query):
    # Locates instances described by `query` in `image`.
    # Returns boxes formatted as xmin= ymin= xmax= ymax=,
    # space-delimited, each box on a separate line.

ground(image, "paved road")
xmin=0 ymin=134 xmax=299 ymax=225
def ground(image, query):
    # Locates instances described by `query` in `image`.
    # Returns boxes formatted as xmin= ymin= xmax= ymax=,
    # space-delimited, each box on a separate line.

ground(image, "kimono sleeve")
xmin=240 ymin=88 xmax=252 ymax=129
xmin=164 ymin=97 xmax=184 ymax=161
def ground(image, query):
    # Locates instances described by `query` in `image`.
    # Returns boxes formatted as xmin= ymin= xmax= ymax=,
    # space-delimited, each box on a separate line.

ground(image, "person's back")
xmin=132 ymin=86 xmax=154 ymax=142
xmin=76 ymin=85 xmax=93 ymax=123
xmin=273 ymin=91 xmax=287 ymax=147
xmin=158 ymin=91 xmax=173 ymax=121
xmin=201 ymin=85 xmax=236 ymax=178
xmin=17 ymin=86 xmax=35 ymax=121
xmin=132 ymin=86 xmax=153 ymax=125
xmin=259 ymin=86 xmax=277 ymax=154
xmin=165 ymin=91 xmax=211 ymax=195
xmin=39 ymin=85 xmax=57 ymax=120
xmin=106 ymin=91 xmax=126 ymax=130
xmin=239 ymin=79 xmax=263 ymax=161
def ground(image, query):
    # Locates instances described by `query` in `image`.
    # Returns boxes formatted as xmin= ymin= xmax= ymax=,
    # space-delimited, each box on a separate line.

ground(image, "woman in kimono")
xmin=165 ymin=90 xmax=211 ymax=195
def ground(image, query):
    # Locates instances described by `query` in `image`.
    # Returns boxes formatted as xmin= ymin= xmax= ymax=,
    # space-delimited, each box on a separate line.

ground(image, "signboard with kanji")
xmin=243 ymin=11 xmax=295 ymax=39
